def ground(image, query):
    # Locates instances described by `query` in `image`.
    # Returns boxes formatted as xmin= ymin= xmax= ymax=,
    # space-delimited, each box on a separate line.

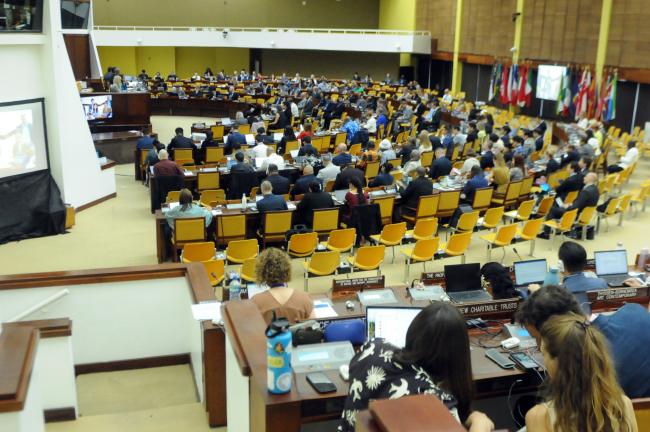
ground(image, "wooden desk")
xmin=151 ymin=97 xmax=251 ymax=118
xmin=0 ymin=326 xmax=38 ymax=414
xmin=92 ymin=131 xmax=144 ymax=164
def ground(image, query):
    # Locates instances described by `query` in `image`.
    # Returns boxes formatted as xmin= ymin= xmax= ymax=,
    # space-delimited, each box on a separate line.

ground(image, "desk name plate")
xmin=454 ymin=298 xmax=521 ymax=318
xmin=331 ymin=276 xmax=385 ymax=299
xmin=587 ymin=286 xmax=649 ymax=302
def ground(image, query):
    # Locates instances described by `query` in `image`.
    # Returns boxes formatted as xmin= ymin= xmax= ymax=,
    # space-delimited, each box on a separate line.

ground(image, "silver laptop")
xmin=366 ymin=306 xmax=422 ymax=348
xmin=594 ymin=250 xmax=629 ymax=286
xmin=245 ymin=134 xmax=255 ymax=145
xmin=444 ymin=263 xmax=492 ymax=303
xmin=514 ymin=259 xmax=548 ymax=288
xmin=333 ymin=189 xmax=349 ymax=203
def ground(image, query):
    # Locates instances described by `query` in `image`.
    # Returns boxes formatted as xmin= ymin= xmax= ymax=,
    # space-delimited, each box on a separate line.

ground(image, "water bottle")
xmin=638 ymin=247 xmax=649 ymax=271
xmin=543 ymin=267 xmax=560 ymax=287
xmin=266 ymin=315 xmax=292 ymax=394
xmin=228 ymin=273 xmax=241 ymax=301
xmin=241 ymin=193 xmax=247 ymax=213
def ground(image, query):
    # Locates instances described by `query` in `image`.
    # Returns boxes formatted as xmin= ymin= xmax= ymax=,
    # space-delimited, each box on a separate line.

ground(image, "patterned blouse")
xmin=337 ymin=338 xmax=460 ymax=432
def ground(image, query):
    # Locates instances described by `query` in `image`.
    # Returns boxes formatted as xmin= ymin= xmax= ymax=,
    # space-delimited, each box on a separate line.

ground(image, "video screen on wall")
xmin=0 ymin=99 xmax=49 ymax=181
xmin=536 ymin=65 xmax=567 ymax=101
xmin=81 ymin=95 xmax=113 ymax=121
xmin=0 ymin=0 xmax=43 ymax=32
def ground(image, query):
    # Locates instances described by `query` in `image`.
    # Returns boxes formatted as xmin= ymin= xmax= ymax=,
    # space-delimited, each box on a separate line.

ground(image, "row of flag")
xmin=488 ymin=63 xmax=533 ymax=108
xmin=488 ymin=63 xmax=617 ymax=122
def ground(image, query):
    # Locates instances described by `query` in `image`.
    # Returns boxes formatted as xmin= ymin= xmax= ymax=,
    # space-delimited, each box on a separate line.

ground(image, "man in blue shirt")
xmin=341 ymin=118 xmax=360 ymax=142
xmin=516 ymin=285 xmax=650 ymax=398
xmin=136 ymin=133 xmax=154 ymax=150
xmin=557 ymin=241 xmax=608 ymax=313
xmin=256 ymin=180 xmax=288 ymax=215
xmin=332 ymin=144 xmax=353 ymax=167
xmin=461 ymin=165 xmax=488 ymax=204
xmin=225 ymin=125 xmax=247 ymax=155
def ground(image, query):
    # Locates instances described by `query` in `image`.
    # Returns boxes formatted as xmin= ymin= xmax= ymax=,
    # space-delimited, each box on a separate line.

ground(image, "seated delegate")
xmin=165 ymin=189 xmax=212 ymax=230
xmin=296 ymin=181 xmax=334 ymax=227
xmin=338 ymin=302 xmax=494 ymax=432
xmin=250 ymin=248 xmax=314 ymax=325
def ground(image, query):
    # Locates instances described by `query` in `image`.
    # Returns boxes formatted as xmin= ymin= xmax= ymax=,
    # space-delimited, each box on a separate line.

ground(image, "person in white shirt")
xmin=379 ymin=139 xmax=397 ymax=164
xmin=363 ymin=110 xmax=377 ymax=134
xmin=191 ymin=72 xmax=201 ymax=81
xmin=607 ymin=141 xmax=639 ymax=173
xmin=586 ymin=129 xmax=601 ymax=156
xmin=442 ymin=88 xmax=453 ymax=105
xmin=403 ymin=150 xmax=422 ymax=176
xmin=249 ymin=138 xmax=269 ymax=159
xmin=316 ymin=154 xmax=340 ymax=183
xmin=260 ymin=147 xmax=285 ymax=172
xmin=290 ymin=100 xmax=299 ymax=118
xmin=460 ymin=149 xmax=480 ymax=176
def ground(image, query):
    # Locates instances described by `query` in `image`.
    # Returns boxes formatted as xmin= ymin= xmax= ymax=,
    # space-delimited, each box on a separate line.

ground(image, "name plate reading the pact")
xmin=421 ymin=272 xmax=445 ymax=284
xmin=588 ymin=286 xmax=649 ymax=302
xmin=454 ymin=298 xmax=521 ymax=318
xmin=331 ymin=276 xmax=385 ymax=299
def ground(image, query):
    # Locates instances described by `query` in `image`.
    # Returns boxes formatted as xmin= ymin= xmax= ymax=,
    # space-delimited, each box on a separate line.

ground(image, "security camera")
xmin=222 ymin=28 xmax=229 ymax=38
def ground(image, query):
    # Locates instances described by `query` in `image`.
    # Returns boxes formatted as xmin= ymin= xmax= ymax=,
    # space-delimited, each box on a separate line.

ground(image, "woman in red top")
xmin=296 ymin=123 xmax=313 ymax=141
xmin=342 ymin=177 xmax=369 ymax=225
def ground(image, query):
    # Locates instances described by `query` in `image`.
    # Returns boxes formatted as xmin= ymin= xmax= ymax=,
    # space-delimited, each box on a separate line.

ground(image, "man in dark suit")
xmin=256 ymin=180 xmax=288 ymax=215
xmin=265 ymin=164 xmax=290 ymax=195
xmin=167 ymin=127 xmax=193 ymax=158
xmin=296 ymin=181 xmax=335 ymax=226
xmin=332 ymin=144 xmax=353 ymax=167
xmin=429 ymin=148 xmax=452 ymax=180
xmin=560 ymin=144 xmax=580 ymax=167
xmin=255 ymin=127 xmax=273 ymax=144
xmin=398 ymin=167 xmax=434 ymax=217
xmin=539 ymin=172 xmax=599 ymax=238
xmin=461 ymin=165 xmax=488 ymax=204
xmin=291 ymin=165 xmax=318 ymax=199
xmin=333 ymin=164 xmax=366 ymax=191
xmin=534 ymin=129 xmax=544 ymax=151
xmin=298 ymin=136 xmax=319 ymax=157
xmin=554 ymin=162 xmax=584 ymax=200
xmin=225 ymin=125 xmax=247 ymax=155
xmin=230 ymin=151 xmax=254 ymax=173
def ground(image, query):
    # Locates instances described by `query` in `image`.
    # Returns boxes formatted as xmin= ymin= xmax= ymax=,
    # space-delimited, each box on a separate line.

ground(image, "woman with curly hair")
xmin=250 ymin=248 xmax=314 ymax=324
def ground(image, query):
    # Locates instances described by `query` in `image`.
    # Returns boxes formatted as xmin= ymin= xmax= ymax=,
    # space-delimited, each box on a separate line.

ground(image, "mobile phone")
xmin=509 ymin=352 xmax=539 ymax=370
xmin=485 ymin=348 xmax=515 ymax=369
xmin=306 ymin=372 xmax=337 ymax=393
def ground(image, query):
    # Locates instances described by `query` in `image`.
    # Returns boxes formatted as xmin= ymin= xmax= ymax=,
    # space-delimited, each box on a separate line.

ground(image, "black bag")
xmin=284 ymin=224 xmax=312 ymax=243
xmin=448 ymin=204 xmax=474 ymax=229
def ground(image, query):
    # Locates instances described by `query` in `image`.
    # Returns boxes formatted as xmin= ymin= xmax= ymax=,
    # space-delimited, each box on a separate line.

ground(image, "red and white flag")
xmin=500 ymin=64 xmax=510 ymax=104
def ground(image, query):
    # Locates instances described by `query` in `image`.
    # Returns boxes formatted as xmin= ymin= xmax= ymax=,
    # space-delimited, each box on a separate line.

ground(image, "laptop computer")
xmin=221 ymin=118 xmax=232 ymax=126
xmin=245 ymin=134 xmax=255 ymax=145
xmin=333 ymin=189 xmax=349 ymax=203
xmin=366 ymin=306 xmax=422 ymax=348
xmin=594 ymin=249 xmax=630 ymax=286
xmin=273 ymin=133 xmax=283 ymax=142
xmin=513 ymin=259 xmax=548 ymax=288
xmin=444 ymin=263 xmax=493 ymax=303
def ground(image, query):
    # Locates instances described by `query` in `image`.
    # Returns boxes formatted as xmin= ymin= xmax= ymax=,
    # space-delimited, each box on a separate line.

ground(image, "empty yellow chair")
xmin=491 ymin=181 xmax=522 ymax=209
xmin=574 ymin=206 xmax=596 ymax=240
xmin=444 ymin=210 xmax=479 ymax=239
xmin=205 ymin=147 xmax=225 ymax=164
xmin=402 ymin=194 xmax=439 ymax=225
xmin=166 ymin=190 xmax=181 ymax=203
xmin=215 ymin=214 xmax=247 ymax=247
xmin=479 ymin=223 xmax=518 ymax=260
xmin=197 ymin=171 xmax=220 ymax=191
xmin=302 ymin=251 xmax=340 ymax=291
xmin=471 ymin=187 xmax=493 ymax=213
xmin=405 ymin=217 xmax=438 ymax=240
xmin=174 ymin=148 xmax=194 ymax=162
xmin=200 ymin=189 xmax=226 ymax=206
xmin=420 ymin=151 xmax=434 ymax=167
xmin=182 ymin=242 xmax=216 ymax=263
xmin=172 ymin=217 xmax=206 ymax=261
xmin=364 ymin=160 xmax=380 ymax=179
xmin=504 ymin=199 xmax=535 ymax=223
xmin=438 ymin=231 xmax=472 ymax=264
xmin=369 ymin=222 xmax=407 ymax=263
xmin=225 ymin=239 xmax=259 ymax=264
xmin=312 ymin=208 xmax=340 ymax=236
xmin=479 ymin=206 xmax=504 ymax=231
xmin=259 ymin=210 xmax=293 ymax=248
xmin=400 ymin=237 xmax=439 ymax=282
xmin=240 ymin=258 xmax=256 ymax=282
xmin=320 ymin=228 xmax=356 ymax=254
xmin=617 ymin=194 xmax=633 ymax=227
xmin=534 ymin=196 xmax=554 ymax=218
xmin=515 ymin=217 xmax=544 ymax=256
xmin=544 ymin=209 xmax=579 ymax=247
xmin=517 ymin=176 xmax=534 ymax=203
xmin=287 ymin=232 xmax=318 ymax=259
xmin=347 ymin=245 xmax=385 ymax=276
xmin=373 ymin=196 xmax=395 ymax=225
xmin=596 ymin=197 xmax=621 ymax=233
xmin=210 ymin=125 xmax=225 ymax=140
xmin=630 ymin=184 xmax=650 ymax=215
xmin=435 ymin=190 xmax=461 ymax=219
xmin=202 ymin=259 xmax=225 ymax=288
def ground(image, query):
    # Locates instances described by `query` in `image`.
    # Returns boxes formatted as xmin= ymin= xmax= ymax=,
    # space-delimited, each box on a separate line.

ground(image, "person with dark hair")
xmin=255 ymin=126 xmax=272 ymax=144
xmin=560 ymin=144 xmax=580 ymax=167
xmin=429 ymin=147 xmax=452 ymax=180
xmin=509 ymin=153 xmax=526 ymax=181
xmin=607 ymin=140 xmax=639 ymax=173
xmin=461 ymin=165 xmax=488 ymax=204
xmin=167 ymin=127 xmax=193 ymax=156
xmin=578 ymin=156 xmax=591 ymax=177
xmin=523 ymin=129 xmax=536 ymax=156
xmin=543 ymin=147 xmax=560 ymax=176
xmin=225 ymin=124 xmax=246 ymax=155
xmin=398 ymin=166 xmax=433 ymax=218
xmin=480 ymin=136 xmax=497 ymax=170
xmin=277 ymin=125 xmax=296 ymax=155
xmin=265 ymin=164 xmax=290 ymax=194
xmin=554 ymin=241 xmax=607 ymax=311
xmin=333 ymin=163 xmax=366 ymax=191
xmin=533 ymin=128 xmax=544 ymax=151
xmin=554 ymin=161 xmax=584 ymax=200
xmin=480 ymin=262 xmax=519 ymax=299
xmin=368 ymin=162 xmax=394 ymax=187
xmin=297 ymin=135 xmax=319 ymax=157
xmin=338 ymin=302 xmax=494 ymax=432
xmin=517 ymin=285 xmax=650 ymax=399
xmin=341 ymin=176 xmax=369 ymax=225
xmin=296 ymin=181 xmax=335 ymax=227
xmin=165 ymin=188 xmax=212 ymax=229
xmin=136 ymin=133 xmax=154 ymax=150
xmin=229 ymin=151 xmax=254 ymax=173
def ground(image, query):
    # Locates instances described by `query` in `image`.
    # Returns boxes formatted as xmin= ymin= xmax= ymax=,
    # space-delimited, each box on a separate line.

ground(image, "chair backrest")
xmin=239 ymin=124 xmax=251 ymax=135
xmin=200 ymin=189 xmax=226 ymax=206
xmin=564 ymin=190 xmax=579 ymax=205
xmin=365 ymin=160 xmax=380 ymax=178
xmin=182 ymin=242 xmax=215 ymax=262
xmin=504 ymin=181 xmax=523 ymax=202
xmin=457 ymin=211 xmax=480 ymax=232
xmin=373 ymin=196 xmax=395 ymax=225
xmin=240 ymin=257 xmax=256 ymax=282
xmin=633 ymin=397 xmax=650 ymax=431
xmin=285 ymin=140 xmax=300 ymax=153
xmin=174 ymin=148 xmax=194 ymax=161
xmin=412 ymin=237 xmax=439 ymax=260
xmin=536 ymin=196 xmax=554 ymax=216
xmin=604 ymin=197 xmax=621 ymax=215
xmin=413 ymin=217 xmax=438 ymax=239
xmin=197 ymin=171 xmax=220 ymax=191
xmin=445 ymin=231 xmax=472 ymax=254
xmin=559 ymin=209 xmax=579 ymax=230
xmin=216 ymin=213 xmax=247 ymax=245
xmin=205 ymin=147 xmax=225 ymax=163
xmin=494 ymin=223 xmax=518 ymax=245
xmin=334 ymin=132 xmax=347 ymax=146
xmin=202 ymin=259 xmax=225 ymax=285
xmin=379 ymin=222 xmax=407 ymax=243
xmin=416 ymin=194 xmax=439 ymax=218
xmin=577 ymin=206 xmax=596 ymax=224
xmin=349 ymin=143 xmax=362 ymax=156
xmin=355 ymin=245 xmax=386 ymax=268
xmin=288 ymin=232 xmax=318 ymax=255
xmin=471 ymin=187 xmax=493 ymax=211
xmin=226 ymin=239 xmax=259 ymax=262
xmin=518 ymin=176 xmax=534 ymax=198
xmin=173 ymin=217 xmax=206 ymax=243
xmin=483 ymin=206 xmax=504 ymax=227
xmin=436 ymin=190 xmax=461 ymax=217
xmin=263 ymin=210 xmax=293 ymax=235
xmin=308 ymin=251 xmax=340 ymax=275
xmin=516 ymin=199 xmax=535 ymax=220
xmin=618 ymin=194 xmax=633 ymax=212
xmin=328 ymin=228 xmax=356 ymax=250
xmin=312 ymin=208 xmax=340 ymax=233
xmin=521 ymin=217 xmax=544 ymax=238
xmin=166 ymin=190 xmax=181 ymax=203
xmin=211 ymin=125 xmax=225 ymax=139
xmin=324 ymin=179 xmax=335 ymax=192
xmin=420 ymin=151 xmax=434 ymax=167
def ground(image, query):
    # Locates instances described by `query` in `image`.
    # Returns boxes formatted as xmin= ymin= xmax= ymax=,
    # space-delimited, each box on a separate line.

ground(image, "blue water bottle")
xmin=543 ymin=266 xmax=560 ymax=287
xmin=228 ymin=273 xmax=241 ymax=301
xmin=266 ymin=315 xmax=292 ymax=394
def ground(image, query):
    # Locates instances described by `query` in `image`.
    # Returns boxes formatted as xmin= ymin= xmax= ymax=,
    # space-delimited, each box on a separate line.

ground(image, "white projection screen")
xmin=0 ymin=98 xmax=49 ymax=181
xmin=536 ymin=65 xmax=566 ymax=101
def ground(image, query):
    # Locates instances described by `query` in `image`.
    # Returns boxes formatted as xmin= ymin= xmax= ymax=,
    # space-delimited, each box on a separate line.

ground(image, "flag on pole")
xmin=488 ymin=63 xmax=500 ymax=102
xmin=500 ymin=64 xmax=510 ymax=105
xmin=606 ymin=71 xmax=617 ymax=122
xmin=517 ymin=64 xmax=528 ymax=107
xmin=508 ymin=64 xmax=519 ymax=106
xmin=556 ymin=71 xmax=566 ymax=115
xmin=595 ymin=72 xmax=608 ymax=120
xmin=587 ymin=71 xmax=597 ymax=118
xmin=569 ymin=68 xmax=579 ymax=118
xmin=575 ymin=69 xmax=589 ymax=120
xmin=524 ymin=64 xmax=533 ymax=107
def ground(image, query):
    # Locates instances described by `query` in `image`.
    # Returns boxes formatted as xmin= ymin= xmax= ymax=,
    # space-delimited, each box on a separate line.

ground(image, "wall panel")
xmin=461 ymin=0 xmax=516 ymax=58
xmin=135 ymin=47 xmax=175 ymax=77
xmin=416 ymin=0 xmax=456 ymax=52
xmin=607 ymin=1 xmax=650 ymax=69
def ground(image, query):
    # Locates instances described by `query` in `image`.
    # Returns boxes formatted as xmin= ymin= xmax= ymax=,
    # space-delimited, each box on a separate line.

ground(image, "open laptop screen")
xmin=594 ymin=250 xmax=628 ymax=275
xmin=366 ymin=306 xmax=422 ymax=348
xmin=444 ymin=263 xmax=482 ymax=293
xmin=514 ymin=259 xmax=548 ymax=285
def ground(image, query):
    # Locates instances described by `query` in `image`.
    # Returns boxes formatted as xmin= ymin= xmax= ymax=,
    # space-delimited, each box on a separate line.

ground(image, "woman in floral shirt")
xmin=338 ymin=303 xmax=494 ymax=432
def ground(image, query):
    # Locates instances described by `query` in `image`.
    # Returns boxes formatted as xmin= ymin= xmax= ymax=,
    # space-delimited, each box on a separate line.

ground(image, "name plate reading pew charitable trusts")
xmin=331 ymin=276 xmax=385 ymax=299
xmin=587 ymin=286 xmax=650 ymax=303
xmin=454 ymin=298 xmax=521 ymax=319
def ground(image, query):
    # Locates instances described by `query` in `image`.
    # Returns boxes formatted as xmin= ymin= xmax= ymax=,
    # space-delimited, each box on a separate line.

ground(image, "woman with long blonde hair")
xmin=525 ymin=313 xmax=637 ymax=432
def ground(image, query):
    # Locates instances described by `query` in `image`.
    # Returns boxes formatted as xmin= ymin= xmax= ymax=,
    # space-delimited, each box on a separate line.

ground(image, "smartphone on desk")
xmin=306 ymin=372 xmax=337 ymax=394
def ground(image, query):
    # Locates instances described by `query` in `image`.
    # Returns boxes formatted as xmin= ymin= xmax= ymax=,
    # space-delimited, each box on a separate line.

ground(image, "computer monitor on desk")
xmin=514 ymin=259 xmax=548 ymax=287
xmin=594 ymin=250 xmax=630 ymax=286
xmin=366 ymin=306 xmax=421 ymax=348
xmin=444 ymin=263 xmax=493 ymax=303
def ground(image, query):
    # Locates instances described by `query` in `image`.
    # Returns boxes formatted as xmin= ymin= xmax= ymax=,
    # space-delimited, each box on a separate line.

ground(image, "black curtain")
xmin=0 ymin=171 xmax=66 ymax=244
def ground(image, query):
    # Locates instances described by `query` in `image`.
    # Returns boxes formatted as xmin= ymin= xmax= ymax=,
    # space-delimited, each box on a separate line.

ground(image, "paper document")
xmin=555 ymin=197 xmax=564 ymax=207
xmin=313 ymin=299 xmax=338 ymax=318
xmin=184 ymin=170 xmax=193 ymax=176
xmin=191 ymin=302 xmax=222 ymax=322
xmin=211 ymin=209 xmax=222 ymax=216
xmin=287 ymin=202 xmax=297 ymax=210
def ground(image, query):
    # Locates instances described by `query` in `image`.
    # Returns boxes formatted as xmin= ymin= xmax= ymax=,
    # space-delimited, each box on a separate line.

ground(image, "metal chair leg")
xmin=404 ymin=259 xmax=411 ymax=283
xmin=487 ymin=244 xmax=492 ymax=261
xmin=530 ymin=239 xmax=535 ymax=256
